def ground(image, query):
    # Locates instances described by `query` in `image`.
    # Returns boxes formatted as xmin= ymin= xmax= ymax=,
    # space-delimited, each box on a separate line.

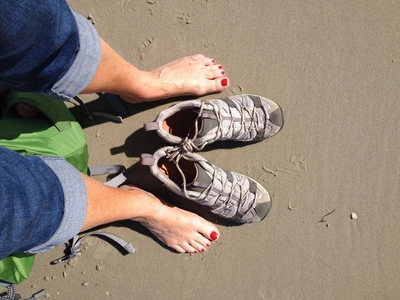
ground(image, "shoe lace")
xmin=217 ymin=101 xmax=266 ymax=138
xmin=164 ymin=105 xmax=208 ymax=199
xmin=214 ymin=171 xmax=254 ymax=216
xmin=164 ymin=143 xmax=196 ymax=199
xmin=181 ymin=100 xmax=268 ymax=151
xmin=165 ymin=141 xmax=255 ymax=217
xmin=177 ymin=102 xmax=207 ymax=152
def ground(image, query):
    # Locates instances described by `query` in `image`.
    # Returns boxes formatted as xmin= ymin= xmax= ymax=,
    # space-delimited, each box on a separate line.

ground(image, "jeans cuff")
xmin=25 ymin=156 xmax=87 ymax=253
xmin=48 ymin=10 xmax=101 ymax=100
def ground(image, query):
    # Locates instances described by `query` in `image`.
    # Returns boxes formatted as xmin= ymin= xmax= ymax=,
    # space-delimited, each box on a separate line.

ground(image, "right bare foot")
xmin=120 ymin=185 xmax=219 ymax=253
xmin=120 ymin=54 xmax=230 ymax=103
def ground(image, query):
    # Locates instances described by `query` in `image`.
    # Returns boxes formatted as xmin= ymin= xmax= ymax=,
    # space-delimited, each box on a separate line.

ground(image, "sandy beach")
xmin=16 ymin=0 xmax=400 ymax=299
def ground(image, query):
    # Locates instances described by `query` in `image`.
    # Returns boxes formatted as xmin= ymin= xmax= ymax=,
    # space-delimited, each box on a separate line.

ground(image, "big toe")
xmin=197 ymin=77 xmax=229 ymax=96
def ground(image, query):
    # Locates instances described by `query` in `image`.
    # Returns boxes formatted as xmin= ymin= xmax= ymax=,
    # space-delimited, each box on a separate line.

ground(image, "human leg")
xmin=1 ymin=1 xmax=229 ymax=103
xmin=81 ymin=39 xmax=230 ymax=103
xmin=81 ymin=174 xmax=219 ymax=253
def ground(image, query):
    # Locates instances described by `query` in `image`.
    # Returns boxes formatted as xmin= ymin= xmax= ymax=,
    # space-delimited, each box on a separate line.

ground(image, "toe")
xmin=203 ymin=57 xmax=217 ymax=66
xmin=180 ymin=242 xmax=199 ymax=253
xmin=207 ymin=69 xmax=226 ymax=79
xmin=207 ymin=64 xmax=224 ymax=73
xmin=190 ymin=241 xmax=206 ymax=253
xmin=209 ymin=231 xmax=219 ymax=241
xmin=219 ymin=77 xmax=229 ymax=89
xmin=191 ymin=54 xmax=206 ymax=61
xmin=174 ymin=245 xmax=186 ymax=253
xmin=190 ymin=237 xmax=210 ymax=252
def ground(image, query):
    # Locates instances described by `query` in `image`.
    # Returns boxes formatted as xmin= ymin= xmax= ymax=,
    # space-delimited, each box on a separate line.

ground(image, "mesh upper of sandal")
xmin=144 ymin=94 xmax=283 ymax=149
xmin=140 ymin=146 xmax=272 ymax=223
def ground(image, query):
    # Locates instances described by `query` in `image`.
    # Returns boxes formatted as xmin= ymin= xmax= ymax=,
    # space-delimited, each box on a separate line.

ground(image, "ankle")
xmin=119 ymin=70 xmax=169 ymax=103
xmin=126 ymin=188 xmax=169 ymax=223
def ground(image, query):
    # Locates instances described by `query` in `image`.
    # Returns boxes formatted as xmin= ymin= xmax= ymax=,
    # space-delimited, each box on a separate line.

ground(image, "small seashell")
xmin=350 ymin=212 xmax=358 ymax=220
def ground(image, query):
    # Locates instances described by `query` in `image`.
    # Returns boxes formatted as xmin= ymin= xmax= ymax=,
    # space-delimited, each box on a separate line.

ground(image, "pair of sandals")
xmin=141 ymin=94 xmax=284 ymax=224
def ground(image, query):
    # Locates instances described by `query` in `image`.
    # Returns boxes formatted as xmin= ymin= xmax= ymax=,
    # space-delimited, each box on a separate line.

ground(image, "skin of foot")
xmin=121 ymin=186 xmax=218 ymax=253
xmin=81 ymin=174 xmax=219 ymax=254
xmin=120 ymin=54 xmax=230 ymax=103
xmin=82 ymin=39 xmax=230 ymax=103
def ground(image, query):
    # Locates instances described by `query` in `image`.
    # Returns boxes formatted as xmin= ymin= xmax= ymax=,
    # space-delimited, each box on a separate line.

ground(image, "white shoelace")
xmin=191 ymin=99 xmax=268 ymax=148
xmin=215 ymin=100 xmax=267 ymax=139
xmin=164 ymin=142 xmax=255 ymax=217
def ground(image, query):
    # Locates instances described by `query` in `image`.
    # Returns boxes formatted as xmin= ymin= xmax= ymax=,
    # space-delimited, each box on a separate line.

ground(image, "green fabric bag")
xmin=0 ymin=91 xmax=131 ymax=300
xmin=0 ymin=254 xmax=35 ymax=286
xmin=0 ymin=90 xmax=89 ymax=174
xmin=0 ymin=90 xmax=89 ymax=288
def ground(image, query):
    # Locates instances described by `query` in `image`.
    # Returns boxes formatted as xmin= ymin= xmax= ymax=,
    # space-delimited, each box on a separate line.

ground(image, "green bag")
xmin=0 ymin=253 xmax=34 ymax=287
xmin=0 ymin=91 xmax=132 ymax=299
xmin=0 ymin=90 xmax=89 ymax=174
xmin=0 ymin=90 xmax=89 ymax=290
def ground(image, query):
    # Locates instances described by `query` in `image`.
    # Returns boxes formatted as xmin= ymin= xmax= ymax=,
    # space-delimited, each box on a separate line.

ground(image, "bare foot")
xmin=120 ymin=54 xmax=229 ymax=103
xmin=120 ymin=185 xmax=219 ymax=253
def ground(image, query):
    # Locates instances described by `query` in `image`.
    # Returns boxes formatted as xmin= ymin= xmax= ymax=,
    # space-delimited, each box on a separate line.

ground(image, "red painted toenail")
xmin=210 ymin=231 xmax=218 ymax=241
xmin=194 ymin=250 xmax=198 ymax=254
xmin=218 ymin=65 xmax=223 ymax=69
xmin=221 ymin=78 xmax=228 ymax=87
xmin=201 ymin=249 xmax=205 ymax=252
xmin=221 ymin=71 xmax=225 ymax=75
xmin=206 ymin=243 xmax=210 ymax=247
xmin=211 ymin=59 xmax=216 ymax=63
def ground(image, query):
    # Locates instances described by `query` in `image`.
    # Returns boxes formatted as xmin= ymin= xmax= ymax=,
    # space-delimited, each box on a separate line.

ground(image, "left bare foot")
xmin=120 ymin=54 xmax=229 ymax=103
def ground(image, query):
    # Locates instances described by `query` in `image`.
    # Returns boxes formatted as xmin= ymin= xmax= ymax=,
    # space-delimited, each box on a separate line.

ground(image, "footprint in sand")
xmin=119 ymin=0 xmax=134 ymax=8
xmin=178 ymin=12 xmax=191 ymax=24
xmin=139 ymin=36 xmax=156 ymax=62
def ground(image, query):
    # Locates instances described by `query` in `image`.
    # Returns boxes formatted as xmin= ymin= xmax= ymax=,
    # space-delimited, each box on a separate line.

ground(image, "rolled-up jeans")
xmin=0 ymin=0 xmax=101 ymax=100
xmin=0 ymin=147 xmax=87 ymax=260
xmin=0 ymin=0 xmax=101 ymax=259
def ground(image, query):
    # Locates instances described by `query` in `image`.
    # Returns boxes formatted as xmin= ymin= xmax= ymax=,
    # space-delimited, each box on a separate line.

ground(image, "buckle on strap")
xmin=51 ymin=232 xmax=135 ymax=265
xmin=0 ymin=281 xmax=46 ymax=300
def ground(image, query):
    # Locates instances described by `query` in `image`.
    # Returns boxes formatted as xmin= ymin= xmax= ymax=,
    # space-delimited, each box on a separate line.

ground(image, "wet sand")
xmin=17 ymin=0 xmax=400 ymax=299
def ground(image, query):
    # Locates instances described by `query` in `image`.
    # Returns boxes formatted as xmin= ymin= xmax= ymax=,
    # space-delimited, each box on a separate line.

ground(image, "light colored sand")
xmin=16 ymin=0 xmax=400 ymax=299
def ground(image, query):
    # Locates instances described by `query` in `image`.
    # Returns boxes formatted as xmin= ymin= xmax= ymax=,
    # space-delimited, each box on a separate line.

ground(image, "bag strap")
xmin=69 ymin=93 xmax=127 ymax=123
xmin=50 ymin=232 xmax=135 ymax=264
xmin=88 ymin=164 xmax=127 ymax=187
xmin=0 ymin=281 xmax=45 ymax=300
xmin=51 ymin=163 xmax=135 ymax=264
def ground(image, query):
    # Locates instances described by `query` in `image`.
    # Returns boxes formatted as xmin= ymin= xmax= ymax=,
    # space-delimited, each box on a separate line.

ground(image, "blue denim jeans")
xmin=0 ymin=0 xmax=98 ymax=259
xmin=0 ymin=0 xmax=101 ymax=100
xmin=0 ymin=147 xmax=87 ymax=260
